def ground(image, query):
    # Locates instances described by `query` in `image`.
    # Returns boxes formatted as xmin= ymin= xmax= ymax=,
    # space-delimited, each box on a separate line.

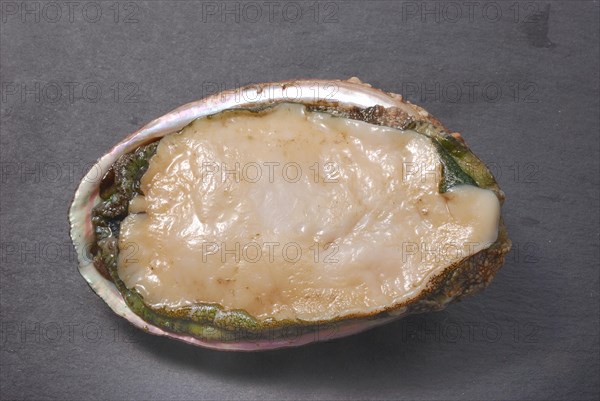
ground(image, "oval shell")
xmin=69 ymin=78 xmax=511 ymax=351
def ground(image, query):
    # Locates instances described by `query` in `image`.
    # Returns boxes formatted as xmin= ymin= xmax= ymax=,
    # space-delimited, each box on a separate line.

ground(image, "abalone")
xmin=69 ymin=78 xmax=511 ymax=351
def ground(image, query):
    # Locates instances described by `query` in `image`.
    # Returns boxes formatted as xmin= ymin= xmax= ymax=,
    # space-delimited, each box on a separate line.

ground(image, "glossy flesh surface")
xmin=117 ymin=104 xmax=500 ymax=322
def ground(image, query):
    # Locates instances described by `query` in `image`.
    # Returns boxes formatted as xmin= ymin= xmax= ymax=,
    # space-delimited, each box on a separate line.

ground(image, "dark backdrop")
xmin=1 ymin=1 xmax=599 ymax=400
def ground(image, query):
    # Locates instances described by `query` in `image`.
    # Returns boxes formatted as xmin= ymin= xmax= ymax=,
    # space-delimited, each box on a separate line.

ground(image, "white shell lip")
xmin=69 ymin=78 xmax=419 ymax=351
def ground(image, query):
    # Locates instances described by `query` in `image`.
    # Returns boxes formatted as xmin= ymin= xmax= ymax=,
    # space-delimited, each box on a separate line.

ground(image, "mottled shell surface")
xmin=69 ymin=78 xmax=511 ymax=351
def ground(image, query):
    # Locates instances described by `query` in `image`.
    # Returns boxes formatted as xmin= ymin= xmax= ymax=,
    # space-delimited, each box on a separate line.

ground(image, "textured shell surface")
xmin=69 ymin=78 xmax=511 ymax=351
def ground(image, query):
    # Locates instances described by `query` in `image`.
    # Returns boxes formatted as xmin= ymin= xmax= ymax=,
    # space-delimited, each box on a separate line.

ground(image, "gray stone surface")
xmin=1 ymin=1 xmax=598 ymax=400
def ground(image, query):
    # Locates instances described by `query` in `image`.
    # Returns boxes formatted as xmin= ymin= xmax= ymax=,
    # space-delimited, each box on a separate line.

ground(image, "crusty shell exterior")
xmin=69 ymin=78 xmax=511 ymax=351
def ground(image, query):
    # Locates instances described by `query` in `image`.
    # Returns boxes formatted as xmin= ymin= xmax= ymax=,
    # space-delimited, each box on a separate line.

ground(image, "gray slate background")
xmin=1 ymin=1 xmax=599 ymax=400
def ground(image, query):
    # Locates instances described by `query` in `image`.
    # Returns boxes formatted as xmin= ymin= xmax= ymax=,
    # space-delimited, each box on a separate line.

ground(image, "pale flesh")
xmin=118 ymin=104 xmax=500 ymax=322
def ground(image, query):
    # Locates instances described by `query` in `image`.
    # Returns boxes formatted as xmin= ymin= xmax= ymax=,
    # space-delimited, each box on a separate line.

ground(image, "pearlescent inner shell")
xmin=117 ymin=104 xmax=500 ymax=322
